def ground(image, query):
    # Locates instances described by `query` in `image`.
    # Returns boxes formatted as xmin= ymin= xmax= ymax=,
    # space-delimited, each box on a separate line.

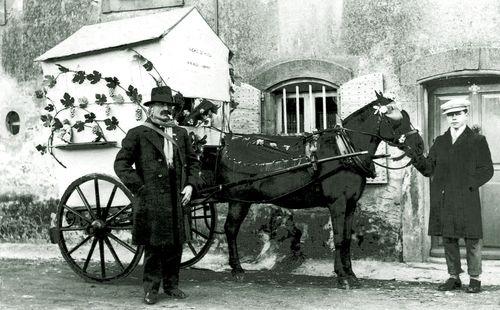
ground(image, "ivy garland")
xmin=34 ymin=51 xmax=164 ymax=168
xmin=35 ymin=50 xmax=239 ymax=168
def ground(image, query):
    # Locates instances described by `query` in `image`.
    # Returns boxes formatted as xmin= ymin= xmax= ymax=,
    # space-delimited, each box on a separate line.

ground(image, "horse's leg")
xmin=224 ymin=201 xmax=251 ymax=281
xmin=327 ymin=195 xmax=351 ymax=289
xmin=341 ymin=198 xmax=360 ymax=287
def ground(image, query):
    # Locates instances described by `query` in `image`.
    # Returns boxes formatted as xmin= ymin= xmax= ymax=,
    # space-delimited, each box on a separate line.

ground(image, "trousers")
xmin=442 ymin=237 xmax=482 ymax=277
xmin=143 ymin=243 xmax=183 ymax=293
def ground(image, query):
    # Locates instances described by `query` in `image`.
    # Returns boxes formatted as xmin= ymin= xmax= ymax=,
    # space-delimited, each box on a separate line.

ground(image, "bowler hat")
xmin=441 ymin=98 xmax=470 ymax=115
xmin=143 ymin=86 xmax=177 ymax=107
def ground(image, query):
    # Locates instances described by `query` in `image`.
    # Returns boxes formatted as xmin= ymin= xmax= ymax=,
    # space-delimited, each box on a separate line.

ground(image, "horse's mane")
xmin=343 ymin=94 xmax=393 ymax=124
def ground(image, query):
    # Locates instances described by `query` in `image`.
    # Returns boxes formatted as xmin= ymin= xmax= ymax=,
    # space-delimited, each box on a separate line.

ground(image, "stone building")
xmin=1 ymin=0 xmax=499 ymax=264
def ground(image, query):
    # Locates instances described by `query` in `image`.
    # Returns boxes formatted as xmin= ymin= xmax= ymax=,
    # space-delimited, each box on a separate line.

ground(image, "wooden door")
xmin=428 ymin=78 xmax=500 ymax=258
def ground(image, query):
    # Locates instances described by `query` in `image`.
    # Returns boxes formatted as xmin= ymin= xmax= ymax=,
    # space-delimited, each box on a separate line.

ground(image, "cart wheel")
xmin=180 ymin=202 xmax=217 ymax=268
xmin=56 ymin=173 xmax=144 ymax=282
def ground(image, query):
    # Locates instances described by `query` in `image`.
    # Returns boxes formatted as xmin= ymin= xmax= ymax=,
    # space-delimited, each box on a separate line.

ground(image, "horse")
xmin=214 ymin=92 xmax=421 ymax=289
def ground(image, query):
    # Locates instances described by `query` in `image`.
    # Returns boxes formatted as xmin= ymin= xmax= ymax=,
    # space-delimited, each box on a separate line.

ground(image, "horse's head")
xmin=370 ymin=91 xmax=423 ymax=156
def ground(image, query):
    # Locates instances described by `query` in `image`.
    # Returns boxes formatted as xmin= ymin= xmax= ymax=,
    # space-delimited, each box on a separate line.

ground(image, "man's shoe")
xmin=465 ymin=279 xmax=481 ymax=293
xmin=143 ymin=291 xmax=158 ymax=305
xmin=437 ymin=278 xmax=462 ymax=291
xmin=165 ymin=287 xmax=188 ymax=299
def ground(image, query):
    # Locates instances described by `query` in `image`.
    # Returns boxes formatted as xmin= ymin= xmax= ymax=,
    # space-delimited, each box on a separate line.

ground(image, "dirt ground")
xmin=1 ymin=258 xmax=499 ymax=310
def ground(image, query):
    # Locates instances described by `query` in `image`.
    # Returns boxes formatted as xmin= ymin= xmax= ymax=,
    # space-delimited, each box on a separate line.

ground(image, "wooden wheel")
xmin=56 ymin=173 xmax=143 ymax=282
xmin=180 ymin=201 xmax=217 ymax=268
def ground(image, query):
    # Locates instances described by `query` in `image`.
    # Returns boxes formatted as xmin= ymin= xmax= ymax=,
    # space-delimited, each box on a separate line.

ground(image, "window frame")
xmin=273 ymin=80 xmax=338 ymax=135
xmin=102 ymin=0 xmax=184 ymax=14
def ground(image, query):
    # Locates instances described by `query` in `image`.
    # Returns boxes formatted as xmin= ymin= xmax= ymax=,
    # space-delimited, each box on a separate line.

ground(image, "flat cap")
xmin=440 ymin=98 xmax=470 ymax=115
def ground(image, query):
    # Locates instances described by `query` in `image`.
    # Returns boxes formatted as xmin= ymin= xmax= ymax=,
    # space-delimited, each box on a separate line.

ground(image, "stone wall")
xmin=2 ymin=0 xmax=500 ymax=263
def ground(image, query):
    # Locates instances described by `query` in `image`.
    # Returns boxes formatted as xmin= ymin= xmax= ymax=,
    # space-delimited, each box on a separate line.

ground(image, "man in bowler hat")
xmin=114 ymin=86 xmax=200 ymax=304
xmin=409 ymin=98 xmax=493 ymax=293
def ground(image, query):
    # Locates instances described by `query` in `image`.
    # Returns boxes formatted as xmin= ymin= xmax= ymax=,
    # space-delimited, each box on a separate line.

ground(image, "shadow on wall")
xmin=208 ymin=203 xmax=403 ymax=271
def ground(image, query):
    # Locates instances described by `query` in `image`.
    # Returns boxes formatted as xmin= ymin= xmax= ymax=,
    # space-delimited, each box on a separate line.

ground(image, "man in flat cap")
xmin=114 ymin=86 xmax=200 ymax=304
xmin=409 ymin=97 xmax=493 ymax=293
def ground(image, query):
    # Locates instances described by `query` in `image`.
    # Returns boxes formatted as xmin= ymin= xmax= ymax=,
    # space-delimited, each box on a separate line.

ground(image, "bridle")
xmin=307 ymin=103 xmax=420 ymax=170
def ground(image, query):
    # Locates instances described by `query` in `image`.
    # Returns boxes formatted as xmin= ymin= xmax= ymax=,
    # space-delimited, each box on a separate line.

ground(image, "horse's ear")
xmin=374 ymin=90 xmax=383 ymax=99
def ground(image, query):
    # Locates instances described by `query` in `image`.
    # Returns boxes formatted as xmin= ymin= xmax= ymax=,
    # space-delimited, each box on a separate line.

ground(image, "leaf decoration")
xmin=35 ymin=144 xmax=47 ymax=155
xmin=34 ymin=89 xmax=46 ymax=99
xmin=104 ymin=116 xmax=119 ymax=130
xmin=42 ymin=75 xmax=57 ymax=88
xmin=78 ymin=97 xmax=89 ymax=108
xmin=40 ymin=114 xmax=53 ymax=127
xmin=125 ymin=85 xmax=142 ymax=104
xmin=86 ymin=70 xmax=102 ymax=84
xmin=132 ymin=53 xmax=146 ymax=62
xmin=53 ymin=118 xmax=63 ymax=131
xmin=60 ymin=93 xmax=75 ymax=108
xmin=104 ymin=77 xmax=120 ymax=89
xmin=72 ymin=71 xmax=86 ymax=84
xmin=143 ymin=61 xmax=153 ymax=71
xmin=56 ymin=64 xmax=70 ymax=73
xmin=95 ymin=94 xmax=108 ymax=105
xmin=84 ymin=112 xmax=96 ymax=123
xmin=93 ymin=129 xmax=104 ymax=142
xmin=72 ymin=121 xmax=85 ymax=132
xmin=44 ymin=104 xmax=55 ymax=112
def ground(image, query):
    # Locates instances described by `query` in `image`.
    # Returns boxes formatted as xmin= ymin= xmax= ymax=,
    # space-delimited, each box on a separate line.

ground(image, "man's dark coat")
xmin=114 ymin=121 xmax=200 ymax=246
xmin=413 ymin=126 xmax=493 ymax=238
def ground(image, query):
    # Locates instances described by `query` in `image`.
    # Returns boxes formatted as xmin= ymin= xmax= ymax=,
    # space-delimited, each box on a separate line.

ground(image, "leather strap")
xmin=141 ymin=122 xmax=178 ymax=148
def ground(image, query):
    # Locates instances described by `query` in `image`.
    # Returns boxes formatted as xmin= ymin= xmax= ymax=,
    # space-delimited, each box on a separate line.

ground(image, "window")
xmin=6 ymin=111 xmax=20 ymax=135
xmin=102 ymin=0 xmax=184 ymax=13
xmin=275 ymin=81 xmax=338 ymax=134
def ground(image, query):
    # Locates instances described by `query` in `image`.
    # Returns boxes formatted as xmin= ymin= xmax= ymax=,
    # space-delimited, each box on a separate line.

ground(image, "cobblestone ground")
xmin=1 ymin=259 xmax=500 ymax=310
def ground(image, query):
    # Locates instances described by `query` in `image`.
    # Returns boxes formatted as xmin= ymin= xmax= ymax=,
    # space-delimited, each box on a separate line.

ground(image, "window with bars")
xmin=275 ymin=82 xmax=338 ymax=134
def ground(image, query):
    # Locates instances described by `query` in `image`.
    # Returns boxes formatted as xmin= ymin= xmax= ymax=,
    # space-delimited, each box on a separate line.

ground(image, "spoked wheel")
xmin=180 ymin=201 xmax=217 ymax=268
xmin=56 ymin=173 xmax=144 ymax=282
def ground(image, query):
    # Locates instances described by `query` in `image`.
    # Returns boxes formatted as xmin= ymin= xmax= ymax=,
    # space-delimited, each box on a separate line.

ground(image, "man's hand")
xmin=181 ymin=185 xmax=193 ymax=206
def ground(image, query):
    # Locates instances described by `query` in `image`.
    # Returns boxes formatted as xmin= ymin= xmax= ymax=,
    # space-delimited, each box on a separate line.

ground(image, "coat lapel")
xmin=140 ymin=121 xmax=185 ymax=162
xmin=141 ymin=126 xmax=164 ymax=154
xmin=443 ymin=129 xmax=452 ymax=148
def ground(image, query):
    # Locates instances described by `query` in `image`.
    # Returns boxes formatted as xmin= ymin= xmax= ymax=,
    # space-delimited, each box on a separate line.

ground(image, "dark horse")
xmin=216 ymin=92 xmax=421 ymax=289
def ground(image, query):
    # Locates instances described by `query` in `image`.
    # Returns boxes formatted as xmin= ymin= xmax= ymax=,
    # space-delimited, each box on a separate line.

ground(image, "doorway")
xmin=426 ymin=76 xmax=500 ymax=258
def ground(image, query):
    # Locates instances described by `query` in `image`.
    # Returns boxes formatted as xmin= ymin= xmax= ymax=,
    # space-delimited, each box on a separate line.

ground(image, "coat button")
xmin=158 ymin=174 xmax=163 ymax=178
xmin=158 ymin=158 xmax=163 ymax=162
xmin=441 ymin=189 xmax=445 ymax=194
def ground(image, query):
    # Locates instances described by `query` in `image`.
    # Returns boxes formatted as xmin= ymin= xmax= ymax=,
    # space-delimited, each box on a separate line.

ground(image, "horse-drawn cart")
xmin=35 ymin=7 xmax=421 ymax=286
xmin=48 ymin=130 xmax=370 ymax=282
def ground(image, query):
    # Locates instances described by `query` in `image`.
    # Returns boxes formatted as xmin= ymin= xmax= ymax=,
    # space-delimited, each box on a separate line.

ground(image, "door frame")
xmin=422 ymin=74 xmax=500 ymax=259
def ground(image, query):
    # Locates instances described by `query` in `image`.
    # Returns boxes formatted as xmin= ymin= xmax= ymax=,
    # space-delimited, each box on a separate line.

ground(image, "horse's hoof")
xmin=348 ymin=276 xmax=361 ymax=288
xmin=336 ymin=278 xmax=351 ymax=290
xmin=231 ymin=269 xmax=245 ymax=282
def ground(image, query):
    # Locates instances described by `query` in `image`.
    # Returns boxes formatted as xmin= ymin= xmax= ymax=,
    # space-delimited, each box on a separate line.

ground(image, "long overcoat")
xmin=413 ymin=126 xmax=493 ymax=238
xmin=114 ymin=120 xmax=200 ymax=246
